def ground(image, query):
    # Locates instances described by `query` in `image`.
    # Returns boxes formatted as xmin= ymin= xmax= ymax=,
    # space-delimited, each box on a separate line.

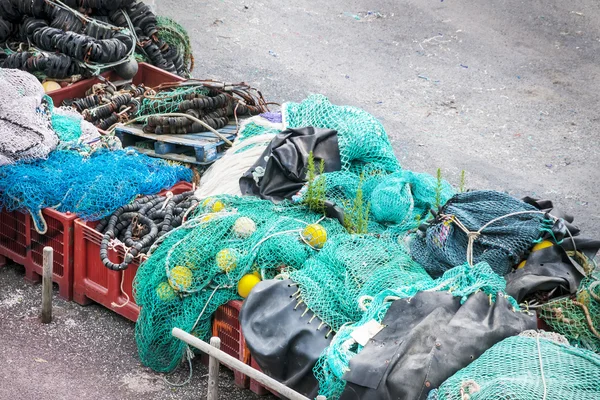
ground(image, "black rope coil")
xmin=0 ymin=51 xmax=86 ymax=79
xmin=0 ymin=17 xmax=13 ymax=43
xmin=97 ymin=190 xmax=198 ymax=271
xmin=32 ymin=27 xmax=133 ymax=64
xmin=0 ymin=0 xmax=48 ymax=22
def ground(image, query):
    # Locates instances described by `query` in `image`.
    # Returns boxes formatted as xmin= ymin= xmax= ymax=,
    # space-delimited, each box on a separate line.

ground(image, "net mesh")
xmin=0 ymin=68 xmax=58 ymax=165
xmin=282 ymin=94 xmax=401 ymax=174
xmin=134 ymin=196 xmax=347 ymax=372
xmin=314 ymin=261 xmax=518 ymax=399
xmin=156 ymin=16 xmax=194 ymax=77
xmin=428 ymin=331 xmax=600 ymax=400
xmin=290 ymin=234 xmax=431 ymax=333
xmin=320 ymin=170 xmax=454 ymax=231
xmin=409 ymin=190 xmax=546 ymax=277
xmin=539 ymin=274 xmax=600 ymax=353
xmin=137 ymin=86 xmax=210 ymax=116
xmin=0 ymin=149 xmax=192 ymax=230
xmin=50 ymin=103 xmax=101 ymax=145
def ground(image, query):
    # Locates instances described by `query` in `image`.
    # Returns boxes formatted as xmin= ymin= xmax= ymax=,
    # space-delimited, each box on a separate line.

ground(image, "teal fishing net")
xmin=409 ymin=190 xmax=547 ymax=277
xmin=290 ymin=233 xmax=431 ymax=333
xmin=283 ymin=95 xmax=401 ymax=173
xmin=320 ymin=169 xmax=454 ymax=231
xmin=429 ymin=331 xmax=600 ymax=400
xmin=314 ymin=261 xmax=518 ymax=399
xmin=0 ymin=149 xmax=192 ymax=230
xmin=134 ymin=196 xmax=347 ymax=372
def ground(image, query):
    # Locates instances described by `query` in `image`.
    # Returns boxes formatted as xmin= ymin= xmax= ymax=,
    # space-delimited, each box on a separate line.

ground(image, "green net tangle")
xmin=133 ymin=195 xmax=347 ymax=372
xmin=314 ymin=261 xmax=519 ymax=400
xmin=282 ymin=95 xmax=401 ymax=174
xmin=290 ymin=233 xmax=431 ymax=333
xmin=539 ymin=274 xmax=600 ymax=353
xmin=156 ymin=16 xmax=194 ymax=77
xmin=137 ymin=86 xmax=210 ymax=116
xmin=429 ymin=331 xmax=600 ymax=400
xmin=322 ymin=169 xmax=454 ymax=232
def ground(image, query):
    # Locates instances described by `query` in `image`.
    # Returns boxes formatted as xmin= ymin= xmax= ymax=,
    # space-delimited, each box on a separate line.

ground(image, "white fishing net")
xmin=0 ymin=69 xmax=58 ymax=165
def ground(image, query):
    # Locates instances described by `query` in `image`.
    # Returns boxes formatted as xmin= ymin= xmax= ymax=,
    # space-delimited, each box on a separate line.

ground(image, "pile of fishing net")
xmin=0 ymin=67 xmax=105 ymax=160
xmin=126 ymin=93 xmax=600 ymax=400
xmin=0 ymin=148 xmax=191 ymax=232
xmin=0 ymin=0 xmax=192 ymax=79
xmin=0 ymin=68 xmax=58 ymax=165
xmin=134 ymin=196 xmax=348 ymax=372
xmin=429 ymin=330 xmax=600 ymax=400
xmin=409 ymin=190 xmax=549 ymax=277
xmin=539 ymin=275 xmax=600 ymax=353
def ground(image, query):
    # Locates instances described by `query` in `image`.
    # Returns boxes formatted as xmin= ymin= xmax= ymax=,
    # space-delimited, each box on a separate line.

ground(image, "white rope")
xmin=536 ymin=335 xmax=548 ymax=400
xmin=110 ymin=271 xmax=131 ymax=308
xmin=111 ymin=112 xmax=234 ymax=145
xmin=194 ymin=133 xmax=276 ymax=199
xmin=444 ymin=210 xmax=577 ymax=266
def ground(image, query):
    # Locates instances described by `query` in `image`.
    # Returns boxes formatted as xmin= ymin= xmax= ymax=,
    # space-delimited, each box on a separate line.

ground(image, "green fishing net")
xmin=539 ymin=274 xmax=600 ymax=353
xmin=134 ymin=195 xmax=347 ymax=372
xmin=321 ymin=169 xmax=454 ymax=231
xmin=283 ymin=95 xmax=401 ymax=174
xmin=156 ymin=16 xmax=194 ymax=77
xmin=314 ymin=261 xmax=518 ymax=399
xmin=290 ymin=233 xmax=431 ymax=333
xmin=137 ymin=86 xmax=210 ymax=116
xmin=429 ymin=331 xmax=600 ymax=400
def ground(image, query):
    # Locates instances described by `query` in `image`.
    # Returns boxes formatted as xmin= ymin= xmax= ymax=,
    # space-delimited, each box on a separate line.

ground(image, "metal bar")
xmin=172 ymin=329 xmax=312 ymax=400
xmin=207 ymin=337 xmax=220 ymax=400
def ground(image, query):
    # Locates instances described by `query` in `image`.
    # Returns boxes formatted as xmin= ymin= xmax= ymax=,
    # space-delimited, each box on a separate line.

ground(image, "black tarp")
xmin=505 ymin=197 xmax=600 ymax=303
xmin=240 ymin=279 xmax=333 ymax=399
xmin=239 ymin=126 xmax=341 ymax=202
xmin=340 ymin=291 xmax=536 ymax=400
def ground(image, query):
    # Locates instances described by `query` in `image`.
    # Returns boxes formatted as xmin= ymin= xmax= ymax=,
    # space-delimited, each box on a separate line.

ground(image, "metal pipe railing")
xmin=172 ymin=327 xmax=326 ymax=400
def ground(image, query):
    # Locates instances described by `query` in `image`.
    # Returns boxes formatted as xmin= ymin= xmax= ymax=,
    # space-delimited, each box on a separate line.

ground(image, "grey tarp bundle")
xmin=240 ymin=279 xmax=333 ymax=398
xmin=339 ymin=291 xmax=536 ymax=400
xmin=239 ymin=126 xmax=341 ymax=202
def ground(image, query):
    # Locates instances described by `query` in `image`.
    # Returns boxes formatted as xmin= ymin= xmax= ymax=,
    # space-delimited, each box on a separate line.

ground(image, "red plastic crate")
xmin=249 ymin=358 xmax=275 ymax=396
xmin=73 ymin=218 xmax=142 ymax=321
xmin=73 ymin=182 xmax=193 ymax=321
xmin=49 ymin=62 xmax=185 ymax=107
xmin=25 ymin=209 xmax=78 ymax=300
xmin=0 ymin=209 xmax=29 ymax=265
xmin=212 ymin=300 xmax=251 ymax=388
xmin=0 ymin=208 xmax=76 ymax=300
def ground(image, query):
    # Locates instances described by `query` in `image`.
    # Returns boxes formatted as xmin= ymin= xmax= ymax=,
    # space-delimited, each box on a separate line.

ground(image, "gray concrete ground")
xmin=0 ymin=264 xmax=266 ymax=400
xmin=2 ymin=1 xmax=600 ymax=399
xmin=159 ymin=0 xmax=600 ymax=237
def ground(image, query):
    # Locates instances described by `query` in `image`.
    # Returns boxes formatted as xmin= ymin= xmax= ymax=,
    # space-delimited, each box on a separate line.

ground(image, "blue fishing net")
xmin=0 ymin=149 xmax=192 ymax=231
